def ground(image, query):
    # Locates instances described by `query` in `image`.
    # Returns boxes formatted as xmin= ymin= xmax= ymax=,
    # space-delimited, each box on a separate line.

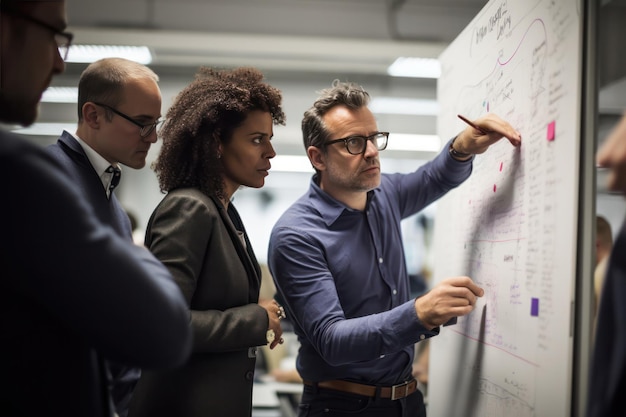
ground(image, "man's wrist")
xmin=449 ymin=137 xmax=472 ymax=160
xmin=414 ymin=298 xmax=437 ymax=331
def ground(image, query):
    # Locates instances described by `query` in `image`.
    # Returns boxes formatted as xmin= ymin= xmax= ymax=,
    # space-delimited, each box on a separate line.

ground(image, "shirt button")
xmin=245 ymin=371 xmax=254 ymax=380
xmin=419 ymin=334 xmax=426 ymax=340
xmin=378 ymin=258 xmax=383 ymax=264
xmin=392 ymin=289 xmax=397 ymax=295
xmin=379 ymin=354 xmax=385 ymax=358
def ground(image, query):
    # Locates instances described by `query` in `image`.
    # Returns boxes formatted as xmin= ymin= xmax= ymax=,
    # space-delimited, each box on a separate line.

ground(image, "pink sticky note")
xmin=547 ymin=121 xmax=556 ymax=141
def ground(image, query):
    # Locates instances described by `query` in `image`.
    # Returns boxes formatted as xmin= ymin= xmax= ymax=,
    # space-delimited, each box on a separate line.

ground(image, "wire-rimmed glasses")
xmin=324 ymin=132 xmax=389 ymax=155
xmin=93 ymin=102 xmax=163 ymax=138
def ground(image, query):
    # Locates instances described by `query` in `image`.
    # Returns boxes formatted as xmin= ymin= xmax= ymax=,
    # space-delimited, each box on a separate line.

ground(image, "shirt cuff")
xmin=391 ymin=300 xmax=440 ymax=345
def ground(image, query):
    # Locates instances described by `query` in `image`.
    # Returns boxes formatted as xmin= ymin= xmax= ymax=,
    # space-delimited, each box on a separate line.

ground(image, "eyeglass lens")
xmin=55 ymin=34 xmax=71 ymax=60
xmin=347 ymin=134 xmax=387 ymax=154
xmin=140 ymin=123 xmax=159 ymax=138
xmin=94 ymin=102 xmax=160 ymax=138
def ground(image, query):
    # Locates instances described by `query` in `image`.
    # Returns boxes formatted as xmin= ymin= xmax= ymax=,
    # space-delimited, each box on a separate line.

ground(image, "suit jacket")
xmin=47 ymin=131 xmax=132 ymax=238
xmin=129 ymin=188 xmax=268 ymax=417
xmin=46 ymin=131 xmax=139 ymax=417
xmin=0 ymin=129 xmax=192 ymax=417
xmin=588 ymin=219 xmax=626 ymax=417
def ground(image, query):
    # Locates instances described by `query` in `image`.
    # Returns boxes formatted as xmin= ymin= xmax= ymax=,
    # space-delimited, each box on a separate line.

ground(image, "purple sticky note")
xmin=547 ymin=121 xmax=556 ymax=141
xmin=531 ymin=298 xmax=539 ymax=316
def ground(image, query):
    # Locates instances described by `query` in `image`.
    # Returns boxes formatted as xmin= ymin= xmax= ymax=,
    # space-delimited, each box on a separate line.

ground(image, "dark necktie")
xmin=105 ymin=165 xmax=121 ymax=192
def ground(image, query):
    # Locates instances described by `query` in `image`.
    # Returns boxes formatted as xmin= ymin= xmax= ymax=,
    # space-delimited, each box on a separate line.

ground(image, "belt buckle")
xmin=391 ymin=380 xmax=409 ymax=400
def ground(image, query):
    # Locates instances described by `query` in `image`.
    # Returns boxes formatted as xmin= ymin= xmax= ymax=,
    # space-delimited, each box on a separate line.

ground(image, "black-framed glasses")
xmin=1 ymin=8 xmax=73 ymax=60
xmin=324 ymin=132 xmax=389 ymax=155
xmin=93 ymin=102 xmax=162 ymax=138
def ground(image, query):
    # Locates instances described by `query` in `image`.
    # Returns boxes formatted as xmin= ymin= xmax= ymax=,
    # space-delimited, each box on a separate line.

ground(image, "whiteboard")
xmin=429 ymin=1 xmax=583 ymax=416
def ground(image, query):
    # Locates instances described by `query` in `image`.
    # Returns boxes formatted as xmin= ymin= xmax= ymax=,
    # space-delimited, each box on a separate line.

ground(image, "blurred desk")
xmin=252 ymin=383 xmax=280 ymax=408
xmin=253 ymin=379 xmax=302 ymax=417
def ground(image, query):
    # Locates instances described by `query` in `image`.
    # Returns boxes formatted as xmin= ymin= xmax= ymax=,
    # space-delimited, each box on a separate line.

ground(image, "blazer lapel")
xmin=58 ymin=131 xmax=92 ymax=170
xmin=210 ymin=196 xmax=261 ymax=303
xmin=57 ymin=131 xmax=132 ymax=239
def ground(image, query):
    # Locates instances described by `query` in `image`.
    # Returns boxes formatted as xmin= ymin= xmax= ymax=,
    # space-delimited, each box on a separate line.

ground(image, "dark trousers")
xmin=297 ymin=384 xmax=426 ymax=417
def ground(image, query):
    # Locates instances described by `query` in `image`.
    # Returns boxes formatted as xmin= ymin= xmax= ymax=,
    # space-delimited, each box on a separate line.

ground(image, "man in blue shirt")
xmin=268 ymin=80 xmax=521 ymax=417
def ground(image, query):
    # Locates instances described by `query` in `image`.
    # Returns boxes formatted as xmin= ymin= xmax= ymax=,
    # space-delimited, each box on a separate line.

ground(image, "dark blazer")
xmin=587 ymin=220 xmax=626 ymax=417
xmin=47 ymin=131 xmax=132 ymax=238
xmin=129 ymin=188 xmax=268 ymax=417
xmin=0 ymin=129 xmax=192 ymax=417
xmin=46 ymin=131 xmax=139 ymax=417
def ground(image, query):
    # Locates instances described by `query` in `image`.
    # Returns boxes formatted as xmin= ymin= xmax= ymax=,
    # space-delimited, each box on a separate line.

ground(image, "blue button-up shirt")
xmin=268 ymin=141 xmax=473 ymax=385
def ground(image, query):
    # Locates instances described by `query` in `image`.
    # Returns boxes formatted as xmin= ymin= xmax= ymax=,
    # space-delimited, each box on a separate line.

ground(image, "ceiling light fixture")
xmin=387 ymin=57 xmax=441 ymax=79
xmin=270 ymin=155 xmax=314 ymax=173
xmin=386 ymin=134 xmax=442 ymax=153
xmin=41 ymin=87 xmax=79 ymax=103
xmin=65 ymin=45 xmax=153 ymax=64
xmin=370 ymin=97 xmax=439 ymax=116
xmin=12 ymin=122 xmax=76 ymax=136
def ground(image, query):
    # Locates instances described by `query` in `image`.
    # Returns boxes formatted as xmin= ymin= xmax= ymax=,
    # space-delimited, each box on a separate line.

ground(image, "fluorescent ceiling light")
xmin=370 ymin=97 xmax=439 ymax=116
xmin=65 ymin=45 xmax=152 ymax=64
xmin=270 ymin=155 xmax=314 ymax=173
xmin=12 ymin=122 xmax=75 ymax=136
xmin=387 ymin=134 xmax=441 ymax=153
xmin=42 ymin=87 xmax=78 ymax=103
xmin=387 ymin=57 xmax=441 ymax=79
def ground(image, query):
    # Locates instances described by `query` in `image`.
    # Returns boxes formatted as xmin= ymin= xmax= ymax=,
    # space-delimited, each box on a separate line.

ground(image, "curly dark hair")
xmin=154 ymin=67 xmax=285 ymax=200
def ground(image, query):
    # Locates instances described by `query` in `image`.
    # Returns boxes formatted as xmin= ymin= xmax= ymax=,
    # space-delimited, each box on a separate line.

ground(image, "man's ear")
xmin=82 ymin=102 xmax=101 ymax=129
xmin=307 ymin=145 xmax=326 ymax=172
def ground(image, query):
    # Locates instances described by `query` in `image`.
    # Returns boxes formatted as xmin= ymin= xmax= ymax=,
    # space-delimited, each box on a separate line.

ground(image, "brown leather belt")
xmin=303 ymin=378 xmax=418 ymax=400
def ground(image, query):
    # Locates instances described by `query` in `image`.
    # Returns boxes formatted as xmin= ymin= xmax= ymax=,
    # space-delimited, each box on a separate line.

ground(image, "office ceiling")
xmin=62 ymin=0 xmax=626 ymax=102
xmin=64 ymin=0 xmax=488 ymax=76
xmin=33 ymin=0 xmax=490 ymax=163
xmin=67 ymin=0 xmax=489 ymax=42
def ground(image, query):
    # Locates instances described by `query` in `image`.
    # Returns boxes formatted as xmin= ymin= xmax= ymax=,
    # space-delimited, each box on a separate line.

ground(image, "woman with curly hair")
xmin=128 ymin=67 xmax=286 ymax=417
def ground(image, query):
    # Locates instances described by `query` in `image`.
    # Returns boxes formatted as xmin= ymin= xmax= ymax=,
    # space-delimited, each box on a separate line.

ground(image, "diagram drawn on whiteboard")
xmin=429 ymin=1 xmax=582 ymax=416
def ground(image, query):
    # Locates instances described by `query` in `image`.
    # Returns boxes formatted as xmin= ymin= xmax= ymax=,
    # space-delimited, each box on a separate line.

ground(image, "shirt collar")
xmin=308 ymin=174 xmax=376 ymax=226
xmin=69 ymin=131 xmax=121 ymax=194
xmin=71 ymin=132 xmax=117 ymax=175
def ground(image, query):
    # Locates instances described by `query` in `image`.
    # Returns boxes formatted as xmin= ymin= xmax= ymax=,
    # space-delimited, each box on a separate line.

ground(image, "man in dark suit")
xmin=0 ymin=2 xmax=192 ymax=416
xmin=588 ymin=113 xmax=626 ymax=417
xmin=46 ymin=57 xmax=163 ymax=417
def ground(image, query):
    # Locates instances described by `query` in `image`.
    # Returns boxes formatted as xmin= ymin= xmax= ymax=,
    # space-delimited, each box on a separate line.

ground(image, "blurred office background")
xmin=15 ymin=0 xmax=626 ymax=272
